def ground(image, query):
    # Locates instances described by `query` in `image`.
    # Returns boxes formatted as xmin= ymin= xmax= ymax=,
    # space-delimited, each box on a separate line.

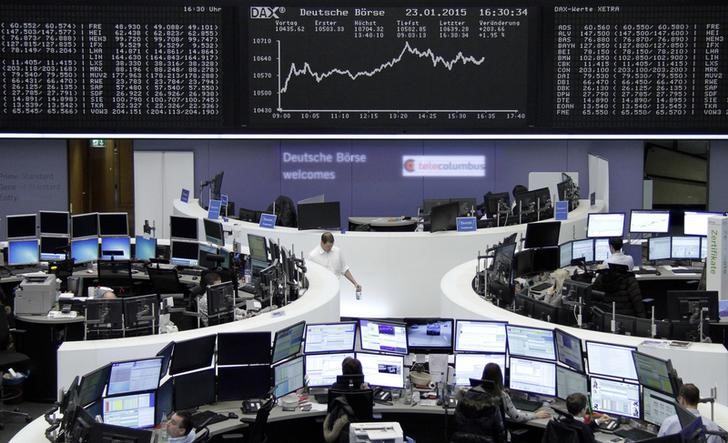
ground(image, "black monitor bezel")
xmin=6 ymin=213 xmax=37 ymax=239
xmin=357 ymin=318 xmax=408 ymax=355
xmin=631 ymin=351 xmax=677 ymax=397
xmin=506 ymin=324 xmax=556 ymax=361
xmin=297 ymin=201 xmax=341 ymax=230
xmin=585 ymin=340 xmax=638 ymax=381
xmin=217 ymin=331 xmax=272 ymax=366
xmin=403 ymin=317 xmax=454 ymax=355
xmin=303 ymin=321 xmax=358 ymax=354
xmin=524 ymin=221 xmax=561 ymax=249
xmin=169 ymin=215 xmax=199 ymax=241
xmin=39 ymin=210 xmax=69 ymax=236
xmin=271 ymin=320 xmax=307 ymax=365
xmin=169 ymin=335 xmax=216 ymax=375
xmin=106 ymin=357 xmax=163 ymax=397
xmin=98 ymin=212 xmax=129 ymax=237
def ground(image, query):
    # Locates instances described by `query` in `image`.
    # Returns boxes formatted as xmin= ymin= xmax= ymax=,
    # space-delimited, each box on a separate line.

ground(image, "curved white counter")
xmin=441 ymin=259 xmax=728 ymax=423
xmin=175 ymin=198 xmax=605 ymax=318
xmin=56 ymin=262 xmax=339 ymax=395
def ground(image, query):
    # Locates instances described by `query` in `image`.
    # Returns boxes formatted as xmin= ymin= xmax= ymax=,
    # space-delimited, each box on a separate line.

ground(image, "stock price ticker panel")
xmin=247 ymin=5 xmax=533 ymax=130
xmin=552 ymin=3 xmax=728 ymax=130
xmin=0 ymin=3 xmax=234 ymax=131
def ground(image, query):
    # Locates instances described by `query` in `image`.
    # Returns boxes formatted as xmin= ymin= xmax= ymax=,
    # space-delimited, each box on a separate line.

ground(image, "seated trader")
xmin=482 ymin=363 xmax=551 ymax=423
xmin=308 ymin=232 xmax=361 ymax=293
xmin=453 ymin=374 xmax=506 ymax=443
xmin=591 ymin=264 xmax=646 ymax=317
xmin=602 ymin=237 xmax=634 ymax=270
xmin=196 ymin=271 xmax=222 ymax=326
xmin=331 ymin=356 xmax=368 ymax=390
xmin=324 ymin=357 xmax=371 ymax=443
xmin=658 ymin=384 xmax=722 ymax=443
xmin=166 ymin=411 xmax=196 ymax=443
xmin=546 ymin=393 xmax=610 ymax=443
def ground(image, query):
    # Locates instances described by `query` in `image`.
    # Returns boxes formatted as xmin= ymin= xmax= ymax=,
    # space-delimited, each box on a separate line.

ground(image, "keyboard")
xmin=240 ymin=283 xmax=257 ymax=294
xmin=190 ymin=410 xmax=227 ymax=428
xmin=634 ymin=268 xmax=659 ymax=275
xmin=11 ymin=267 xmax=42 ymax=275
xmin=671 ymin=268 xmax=702 ymax=274
xmin=510 ymin=397 xmax=542 ymax=412
xmin=530 ymin=282 xmax=552 ymax=292
xmin=615 ymin=427 xmax=656 ymax=441
xmin=178 ymin=268 xmax=203 ymax=277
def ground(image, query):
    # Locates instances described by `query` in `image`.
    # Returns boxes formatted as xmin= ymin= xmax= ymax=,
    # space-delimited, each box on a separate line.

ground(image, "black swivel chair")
xmin=0 ymin=303 xmax=31 ymax=429
xmin=146 ymin=266 xmax=184 ymax=295
xmin=247 ymin=396 xmax=275 ymax=443
xmin=97 ymin=260 xmax=134 ymax=295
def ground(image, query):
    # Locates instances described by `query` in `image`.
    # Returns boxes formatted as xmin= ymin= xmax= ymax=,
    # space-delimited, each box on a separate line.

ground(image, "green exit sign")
xmin=89 ymin=139 xmax=106 ymax=148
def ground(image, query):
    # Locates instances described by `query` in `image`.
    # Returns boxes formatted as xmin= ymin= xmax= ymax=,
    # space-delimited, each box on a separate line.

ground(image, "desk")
xmin=442 ymin=259 xmax=728 ymax=421
xmin=348 ymin=216 xmax=418 ymax=232
xmin=175 ymin=198 xmax=605 ymax=318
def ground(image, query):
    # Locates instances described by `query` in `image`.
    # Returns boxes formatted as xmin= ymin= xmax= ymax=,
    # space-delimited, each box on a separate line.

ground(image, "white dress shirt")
xmin=605 ymin=251 xmax=635 ymax=270
xmin=658 ymin=408 xmax=722 ymax=443
xmin=308 ymin=245 xmax=349 ymax=278
xmin=168 ymin=429 xmax=197 ymax=443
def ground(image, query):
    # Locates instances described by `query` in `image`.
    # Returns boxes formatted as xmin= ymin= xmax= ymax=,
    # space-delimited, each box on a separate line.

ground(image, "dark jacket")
xmin=542 ymin=415 xmax=596 ymax=443
xmin=591 ymin=269 xmax=645 ymax=317
xmin=452 ymin=386 xmax=506 ymax=443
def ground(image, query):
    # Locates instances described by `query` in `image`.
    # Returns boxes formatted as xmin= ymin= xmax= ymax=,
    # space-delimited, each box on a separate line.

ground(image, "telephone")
xmin=598 ymin=419 xmax=619 ymax=432
xmin=373 ymin=388 xmax=392 ymax=403
xmin=241 ymin=399 xmax=262 ymax=414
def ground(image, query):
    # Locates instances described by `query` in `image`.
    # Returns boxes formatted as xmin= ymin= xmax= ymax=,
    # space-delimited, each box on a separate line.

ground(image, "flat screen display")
xmin=556 ymin=365 xmax=587 ymax=401
xmin=356 ymin=352 xmax=404 ymax=389
xmin=273 ymin=356 xmax=304 ymax=398
xmin=642 ymin=387 xmax=678 ymax=427
xmin=454 ymin=353 xmax=506 ymax=386
xmin=107 ymin=358 xmax=162 ymax=396
xmin=40 ymin=236 xmax=69 ymax=261
xmin=71 ymin=238 xmax=98 ymax=264
xmin=554 ymin=328 xmax=584 ymax=372
xmin=593 ymin=238 xmax=611 ymax=262
xmin=217 ymin=331 xmax=272 ymax=366
xmin=100 ymin=237 xmax=131 ymax=260
xmin=524 ymin=221 xmax=561 ymax=249
xmin=203 ymin=218 xmax=224 ymax=246
xmin=404 ymin=318 xmax=454 ymax=354
xmin=587 ymin=213 xmax=625 ymax=238
xmin=170 ymin=240 xmax=199 ymax=267
xmin=630 ymin=210 xmax=670 ymax=234
xmin=508 ymin=357 xmax=556 ymax=397
xmin=6 ymin=214 xmax=37 ymax=239
xmin=590 ymin=376 xmax=641 ymax=419
xmin=134 ymin=236 xmax=157 ymax=261
xmin=98 ymin=213 xmax=129 ymax=237
xmin=173 ymin=368 xmax=215 ymax=410
xmin=571 ymin=239 xmax=594 ymax=263
xmin=559 ymin=241 xmax=572 ymax=268
xmin=72 ymin=213 xmax=98 ymax=239
xmin=217 ymin=366 xmax=271 ymax=401
xmin=39 ymin=211 xmax=69 ymax=236
xmin=359 ymin=319 xmax=407 ymax=355
xmin=102 ymin=391 xmax=156 ymax=429
xmin=304 ymin=322 xmax=357 ymax=354
xmin=272 ymin=321 xmax=306 ymax=364
xmin=506 ymin=325 xmax=555 ymax=360
xmin=684 ymin=211 xmax=722 ymax=236
xmin=297 ymin=201 xmax=341 ymax=230
xmin=648 ymin=236 xmax=671 ymax=261
xmin=305 ymin=352 xmax=355 ymax=387
xmin=8 ymin=239 xmax=39 ymax=266
xmin=586 ymin=341 xmax=638 ymax=380
xmin=670 ymin=236 xmax=701 ymax=260
xmin=632 ymin=351 xmax=675 ymax=396
xmin=169 ymin=335 xmax=216 ymax=375
xmin=169 ymin=216 xmax=198 ymax=240
xmin=454 ymin=320 xmax=507 ymax=354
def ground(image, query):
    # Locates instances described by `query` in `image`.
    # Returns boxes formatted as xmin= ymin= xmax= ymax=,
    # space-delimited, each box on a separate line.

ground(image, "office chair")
xmin=84 ymin=298 xmax=125 ymax=340
xmin=0 ymin=303 xmax=31 ymax=429
xmin=540 ymin=418 xmax=580 ymax=443
xmin=97 ymin=260 xmax=134 ymax=295
xmin=327 ymin=388 xmax=374 ymax=422
xmin=247 ymin=396 xmax=274 ymax=443
xmin=147 ymin=266 xmax=184 ymax=294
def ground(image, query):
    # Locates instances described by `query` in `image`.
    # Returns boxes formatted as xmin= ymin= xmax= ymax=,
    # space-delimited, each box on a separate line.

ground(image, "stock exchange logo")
xmin=403 ymin=158 xmax=416 ymax=173
xmin=250 ymin=6 xmax=284 ymax=19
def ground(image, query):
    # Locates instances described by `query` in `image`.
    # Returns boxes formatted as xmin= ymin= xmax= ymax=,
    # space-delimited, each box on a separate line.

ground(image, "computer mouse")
xmin=192 ymin=276 xmax=198 ymax=280
xmin=227 ymin=412 xmax=238 ymax=419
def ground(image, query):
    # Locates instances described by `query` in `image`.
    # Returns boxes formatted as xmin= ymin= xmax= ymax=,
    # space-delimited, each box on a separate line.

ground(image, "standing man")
xmin=308 ymin=232 xmax=361 ymax=293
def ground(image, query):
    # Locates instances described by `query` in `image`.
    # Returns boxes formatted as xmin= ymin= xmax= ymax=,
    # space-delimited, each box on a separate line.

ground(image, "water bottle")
xmin=355 ymin=287 xmax=362 ymax=300
xmin=403 ymin=377 xmax=412 ymax=405
xmin=244 ymin=256 xmax=252 ymax=284
xmin=156 ymin=411 xmax=169 ymax=442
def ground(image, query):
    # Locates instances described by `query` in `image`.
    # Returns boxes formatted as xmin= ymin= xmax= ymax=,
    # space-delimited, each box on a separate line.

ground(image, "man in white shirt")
xmin=308 ymin=232 xmax=361 ymax=293
xmin=658 ymin=384 xmax=723 ymax=443
xmin=166 ymin=411 xmax=197 ymax=443
xmin=604 ymin=237 xmax=635 ymax=270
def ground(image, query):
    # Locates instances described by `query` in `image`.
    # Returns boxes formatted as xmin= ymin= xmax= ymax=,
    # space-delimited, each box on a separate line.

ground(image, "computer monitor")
xmin=514 ymin=187 xmax=552 ymax=214
xmin=429 ymin=201 xmax=460 ymax=233
xmin=632 ymin=351 xmax=676 ymax=396
xmin=6 ymin=214 xmax=37 ymax=239
xmin=454 ymin=320 xmax=507 ymax=354
xmin=571 ymin=238 xmax=595 ymax=263
xmin=272 ymin=321 xmax=306 ymax=364
xmin=98 ymin=213 xmax=129 ymax=237
xmin=305 ymin=352 xmax=355 ymax=387
xmin=100 ymin=236 xmax=131 ymax=260
xmin=206 ymin=281 xmax=234 ymax=318
xmin=156 ymin=342 xmax=174 ymax=378
xmin=559 ymin=241 xmax=573 ymax=268
xmin=155 ymin=379 xmax=173 ymax=425
xmin=670 ymin=236 xmax=701 ymax=260
xmin=173 ymin=368 xmax=215 ymax=410
xmin=484 ymin=192 xmax=511 ymax=218
xmin=356 ymin=352 xmax=404 ymax=389
xmin=589 ymin=376 xmax=641 ymax=419
xmin=39 ymin=211 xmax=69 ymax=236
xmin=85 ymin=299 xmax=123 ymax=332
xmin=701 ymin=237 xmax=708 ymax=260
xmin=454 ymin=353 xmax=506 ymax=386
xmin=169 ymin=215 xmax=198 ymax=240
xmin=554 ymin=328 xmax=584 ymax=373
xmin=666 ymin=290 xmax=719 ymax=322
xmin=71 ymin=238 xmax=98 ymax=264
xmin=273 ymin=355 xmax=304 ymax=398
xmin=297 ymin=201 xmax=341 ymax=230
xmin=107 ymin=357 xmax=162 ymax=397
xmin=217 ymin=331 xmax=272 ymax=366
xmin=585 ymin=341 xmax=638 ymax=380
xmin=203 ymin=218 xmax=224 ymax=246
xmin=630 ymin=210 xmax=671 ymax=234
xmin=123 ymin=295 xmax=158 ymax=330
xmin=217 ymin=366 xmax=271 ymax=401
xmin=524 ymin=221 xmax=561 ymax=248
xmin=642 ymin=387 xmax=678 ymax=427
xmin=134 ymin=236 xmax=157 ymax=261
xmin=40 ymin=236 xmax=69 ymax=261
xmin=239 ymin=208 xmax=262 ymax=223
xmin=508 ymin=357 xmax=556 ymax=397
xmin=648 ymin=236 xmax=672 ymax=261
xmin=169 ymin=335 xmax=216 ymax=375
xmin=102 ymin=391 xmax=156 ymax=429
xmin=72 ymin=213 xmax=98 ymax=239
xmin=556 ymin=365 xmax=587 ymax=401
xmin=358 ymin=319 xmax=408 ymax=355
xmin=492 ymin=243 xmax=517 ymax=275
xmin=506 ymin=325 xmax=555 ymax=361
xmin=422 ymin=198 xmax=450 ymax=214
xmin=89 ymin=422 xmax=154 ymax=442
xmin=247 ymin=233 xmax=269 ymax=271
xmin=304 ymin=322 xmax=357 ymax=354
xmin=170 ymin=240 xmax=198 ymax=267
xmin=78 ymin=364 xmax=111 ymax=407
xmin=451 ymin=197 xmax=478 ymax=216
xmin=683 ymin=211 xmax=722 ymax=236
xmin=404 ymin=318 xmax=454 ymax=354
xmin=7 ymin=239 xmax=39 ymax=266
xmin=587 ymin=213 xmax=625 ymax=238
xmin=593 ymin=238 xmax=611 ymax=262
